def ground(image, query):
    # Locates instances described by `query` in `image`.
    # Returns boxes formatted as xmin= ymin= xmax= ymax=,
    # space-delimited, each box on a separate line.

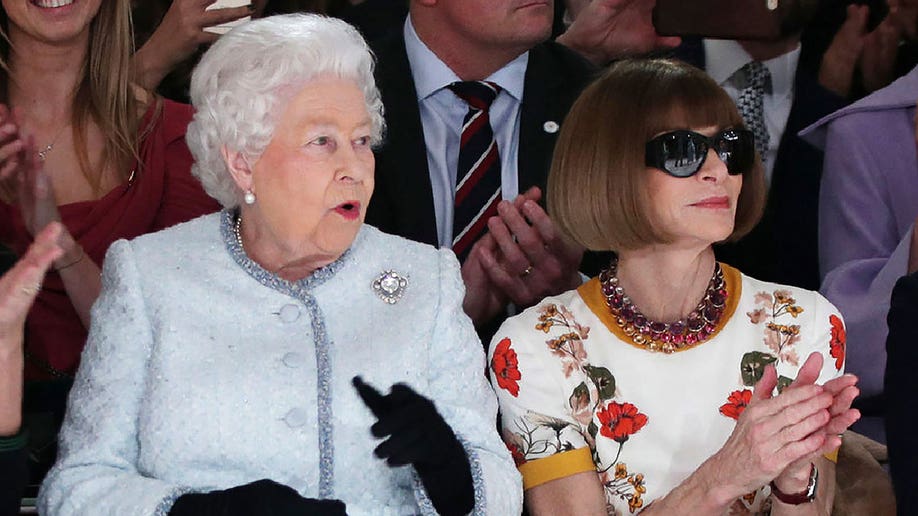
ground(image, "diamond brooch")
xmin=372 ymin=270 xmax=408 ymax=304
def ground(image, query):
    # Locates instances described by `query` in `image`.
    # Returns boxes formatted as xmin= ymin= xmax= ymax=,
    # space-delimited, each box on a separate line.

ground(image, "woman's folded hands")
xmin=353 ymin=376 xmax=475 ymax=516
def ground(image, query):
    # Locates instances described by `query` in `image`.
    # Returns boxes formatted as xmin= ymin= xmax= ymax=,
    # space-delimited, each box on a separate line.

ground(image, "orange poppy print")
xmin=829 ymin=314 xmax=846 ymax=371
xmin=491 ymin=338 xmax=522 ymax=397
xmin=597 ymin=401 xmax=648 ymax=443
xmin=719 ymin=389 xmax=753 ymax=420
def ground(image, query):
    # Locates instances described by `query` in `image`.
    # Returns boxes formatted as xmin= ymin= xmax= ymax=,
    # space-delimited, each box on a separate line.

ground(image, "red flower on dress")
xmin=491 ymin=338 xmax=521 ymax=397
xmin=505 ymin=441 xmax=526 ymax=466
xmin=596 ymin=401 xmax=648 ymax=443
xmin=719 ymin=389 xmax=753 ymax=420
xmin=829 ymin=314 xmax=846 ymax=371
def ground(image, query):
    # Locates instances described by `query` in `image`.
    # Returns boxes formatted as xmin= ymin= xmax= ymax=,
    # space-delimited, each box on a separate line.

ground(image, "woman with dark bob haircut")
xmin=488 ymin=58 xmax=861 ymax=514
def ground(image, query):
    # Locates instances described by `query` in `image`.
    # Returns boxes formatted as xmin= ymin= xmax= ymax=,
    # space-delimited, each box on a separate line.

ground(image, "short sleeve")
xmin=488 ymin=302 xmax=597 ymax=490
xmin=771 ymin=289 xmax=846 ymax=387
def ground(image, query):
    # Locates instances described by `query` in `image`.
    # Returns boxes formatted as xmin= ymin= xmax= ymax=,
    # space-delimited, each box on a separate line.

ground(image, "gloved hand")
xmin=352 ymin=376 xmax=474 ymax=516
xmin=169 ymin=479 xmax=347 ymax=516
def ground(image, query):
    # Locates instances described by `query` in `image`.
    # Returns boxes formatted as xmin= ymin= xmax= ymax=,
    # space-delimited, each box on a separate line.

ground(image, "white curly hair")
xmin=186 ymin=14 xmax=386 ymax=208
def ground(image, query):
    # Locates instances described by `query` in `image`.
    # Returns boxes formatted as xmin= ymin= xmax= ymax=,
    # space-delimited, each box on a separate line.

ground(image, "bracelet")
xmin=55 ymin=245 xmax=85 ymax=271
xmin=770 ymin=463 xmax=818 ymax=505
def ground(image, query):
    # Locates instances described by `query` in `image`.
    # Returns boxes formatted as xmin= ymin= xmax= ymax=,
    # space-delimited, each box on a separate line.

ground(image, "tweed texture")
xmin=38 ymin=212 xmax=522 ymax=515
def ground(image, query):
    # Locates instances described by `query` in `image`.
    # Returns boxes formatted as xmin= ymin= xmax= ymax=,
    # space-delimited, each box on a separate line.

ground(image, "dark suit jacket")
xmin=672 ymin=38 xmax=847 ymax=290
xmin=366 ymin=29 xmax=602 ymax=269
xmin=885 ymin=271 xmax=918 ymax=516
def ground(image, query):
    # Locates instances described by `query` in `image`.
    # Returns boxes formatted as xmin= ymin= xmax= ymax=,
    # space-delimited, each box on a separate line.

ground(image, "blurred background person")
xmin=39 ymin=15 xmax=520 ymax=515
xmin=800 ymin=64 xmax=918 ymax=442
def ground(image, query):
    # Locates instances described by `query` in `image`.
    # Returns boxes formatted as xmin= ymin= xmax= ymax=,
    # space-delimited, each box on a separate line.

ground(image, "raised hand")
xmin=482 ymin=186 xmax=584 ymax=309
xmin=767 ymin=352 xmax=859 ymax=494
xmin=0 ymin=223 xmax=63 ymax=343
xmin=556 ymin=0 xmax=681 ymax=65
xmin=134 ymin=0 xmax=254 ymax=90
xmin=352 ymin=377 xmax=474 ymax=516
xmin=701 ymin=362 xmax=835 ymax=498
xmin=462 ymin=231 xmax=511 ymax=327
xmin=169 ymin=479 xmax=347 ymax=516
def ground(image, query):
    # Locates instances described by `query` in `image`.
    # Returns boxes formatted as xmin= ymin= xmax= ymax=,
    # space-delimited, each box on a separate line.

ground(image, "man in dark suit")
xmin=672 ymin=28 xmax=847 ymax=290
xmin=365 ymin=0 xmax=601 ymax=335
xmin=885 ymin=268 xmax=918 ymax=515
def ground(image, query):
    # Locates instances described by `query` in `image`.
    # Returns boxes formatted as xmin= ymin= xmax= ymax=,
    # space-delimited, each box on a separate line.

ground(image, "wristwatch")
xmin=770 ymin=463 xmax=818 ymax=505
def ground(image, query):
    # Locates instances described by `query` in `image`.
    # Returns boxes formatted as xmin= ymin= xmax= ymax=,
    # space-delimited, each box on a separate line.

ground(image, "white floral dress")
xmin=488 ymin=264 xmax=847 ymax=515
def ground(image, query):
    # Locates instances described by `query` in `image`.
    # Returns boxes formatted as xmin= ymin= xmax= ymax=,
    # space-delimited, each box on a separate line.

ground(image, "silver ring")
xmin=520 ymin=266 xmax=533 ymax=278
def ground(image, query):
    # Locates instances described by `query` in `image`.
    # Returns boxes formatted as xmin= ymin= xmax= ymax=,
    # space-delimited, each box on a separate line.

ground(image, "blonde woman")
xmin=0 ymin=0 xmax=218 ymax=382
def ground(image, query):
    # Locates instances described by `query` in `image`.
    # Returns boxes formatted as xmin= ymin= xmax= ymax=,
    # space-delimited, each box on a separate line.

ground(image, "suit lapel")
xmin=370 ymin=31 xmax=439 ymax=245
xmin=518 ymin=44 xmax=566 ymax=194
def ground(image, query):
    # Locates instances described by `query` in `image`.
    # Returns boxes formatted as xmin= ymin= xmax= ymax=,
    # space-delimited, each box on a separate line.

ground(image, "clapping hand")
xmin=352 ymin=376 xmax=474 ymax=516
xmin=169 ymin=479 xmax=347 ymax=516
xmin=462 ymin=187 xmax=584 ymax=327
xmin=0 ymin=223 xmax=63 ymax=343
xmin=763 ymin=352 xmax=859 ymax=493
xmin=700 ymin=352 xmax=859 ymax=503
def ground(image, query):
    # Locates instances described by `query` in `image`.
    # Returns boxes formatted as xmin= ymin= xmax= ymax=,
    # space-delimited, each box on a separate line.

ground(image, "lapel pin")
xmin=373 ymin=270 xmax=408 ymax=304
xmin=543 ymin=121 xmax=559 ymax=134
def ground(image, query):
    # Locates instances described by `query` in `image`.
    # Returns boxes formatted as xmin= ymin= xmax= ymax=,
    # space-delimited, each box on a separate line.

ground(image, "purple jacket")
xmin=800 ymin=66 xmax=918 ymax=400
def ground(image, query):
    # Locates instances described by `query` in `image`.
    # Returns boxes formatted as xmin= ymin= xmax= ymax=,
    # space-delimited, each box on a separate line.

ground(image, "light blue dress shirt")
xmin=403 ymin=16 xmax=527 ymax=248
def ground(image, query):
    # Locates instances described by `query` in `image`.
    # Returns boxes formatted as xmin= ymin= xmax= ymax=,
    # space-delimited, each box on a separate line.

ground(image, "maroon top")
xmin=0 ymin=98 xmax=220 ymax=380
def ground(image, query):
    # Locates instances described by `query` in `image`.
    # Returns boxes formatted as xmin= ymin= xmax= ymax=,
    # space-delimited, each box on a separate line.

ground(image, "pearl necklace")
xmin=600 ymin=258 xmax=727 ymax=353
xmin=234 ymin=213 xmax=245 ymax=252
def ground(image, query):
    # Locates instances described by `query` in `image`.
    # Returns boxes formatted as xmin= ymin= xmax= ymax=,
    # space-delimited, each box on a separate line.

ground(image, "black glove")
xmin=169 ymin=479 xmax=347 ymax=516
xmin=352 ymin=376 xmax=474 ymax=516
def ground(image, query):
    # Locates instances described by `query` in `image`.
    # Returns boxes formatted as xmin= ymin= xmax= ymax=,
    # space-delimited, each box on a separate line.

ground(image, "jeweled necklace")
xmin=600 ymin=257 xmax=727 ymax=353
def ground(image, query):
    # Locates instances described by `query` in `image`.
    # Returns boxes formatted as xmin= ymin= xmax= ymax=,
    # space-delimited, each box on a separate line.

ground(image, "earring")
xmin=243 ymin=190 xmax=256 ymax=205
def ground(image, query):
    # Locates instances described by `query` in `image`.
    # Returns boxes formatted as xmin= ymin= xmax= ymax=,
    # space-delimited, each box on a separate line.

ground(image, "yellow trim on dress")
xmin=825 ymin=448 xmax=838 ymax=463
xmin=518 ymin=447 xmax=596 ymax=490
xmin=577 ymin=262 xmax=743 ymax=353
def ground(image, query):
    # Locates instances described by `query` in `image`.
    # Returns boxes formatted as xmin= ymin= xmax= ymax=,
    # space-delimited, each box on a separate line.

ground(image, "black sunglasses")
xmin=645 ymin=129 xmax=756 ymax=177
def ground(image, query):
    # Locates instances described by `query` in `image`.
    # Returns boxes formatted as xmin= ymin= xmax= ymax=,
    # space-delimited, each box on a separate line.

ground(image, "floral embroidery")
xmin=747 ymin=289 xmax=804 ymax=366
xmin=720 ymin=389 xmax=753 ymax=420
xmin=599 ymin=463 xmax=647 ymax=514
xmin=536 ymin=304 xmax=591 ymax=378
xmin=597 ymin=401 xmax=648 ymax=444
xmin=829 ymin=314 xmax=846 ymax=371
xmin=490 ymin=338 xmax=521 ymax=397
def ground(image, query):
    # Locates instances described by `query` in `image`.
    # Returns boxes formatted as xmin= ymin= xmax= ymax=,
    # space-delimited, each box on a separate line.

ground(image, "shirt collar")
xmin=703 ymin=38 xmax=800 ymax=97
xmin=403 ymin=16 xmax=527 ymax=102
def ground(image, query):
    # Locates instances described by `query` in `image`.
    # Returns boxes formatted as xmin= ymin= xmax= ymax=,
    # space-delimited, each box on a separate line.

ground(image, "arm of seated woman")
xmin=525 ymin=470 xmax=607 ymax=516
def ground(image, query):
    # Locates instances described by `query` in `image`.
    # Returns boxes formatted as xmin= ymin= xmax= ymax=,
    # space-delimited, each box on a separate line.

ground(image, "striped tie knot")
xmin=448 ymin=81 xmax=501 ymax=112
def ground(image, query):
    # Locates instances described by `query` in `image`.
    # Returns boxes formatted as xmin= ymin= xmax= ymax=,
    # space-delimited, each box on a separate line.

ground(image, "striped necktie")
xmin=736 ymin=61 xmax=771 ymax=164
xmin=447 ymin=80 xmax=502 ymax=262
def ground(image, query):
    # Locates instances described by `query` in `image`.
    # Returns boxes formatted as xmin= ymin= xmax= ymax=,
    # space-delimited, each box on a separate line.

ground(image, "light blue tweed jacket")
xmin=39 ymin=211 xmax=522 ymax=516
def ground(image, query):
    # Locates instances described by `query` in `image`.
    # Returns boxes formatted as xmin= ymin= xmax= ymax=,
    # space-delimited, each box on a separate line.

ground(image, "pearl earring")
xmin=244 ymin=190 xmax=256 ymax=205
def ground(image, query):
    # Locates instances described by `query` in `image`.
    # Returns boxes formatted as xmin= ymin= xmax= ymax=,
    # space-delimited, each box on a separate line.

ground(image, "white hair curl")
xmin=186 ymin=14 xmax=386 ymax=208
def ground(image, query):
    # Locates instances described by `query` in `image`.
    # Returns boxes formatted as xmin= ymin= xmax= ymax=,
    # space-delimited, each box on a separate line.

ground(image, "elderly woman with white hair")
xmin=37 ymin=14 xmax=521 ymax=516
